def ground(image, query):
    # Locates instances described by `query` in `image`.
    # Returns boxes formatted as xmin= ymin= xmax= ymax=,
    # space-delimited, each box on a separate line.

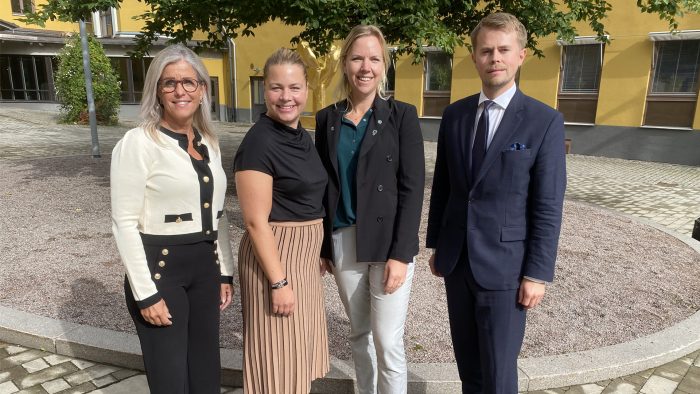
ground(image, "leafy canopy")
xmin=23 ymin=0 xmax=700 ymax=59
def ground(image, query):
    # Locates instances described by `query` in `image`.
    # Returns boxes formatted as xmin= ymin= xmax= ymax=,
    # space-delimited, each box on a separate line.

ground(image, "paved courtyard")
xmin=0 ymin=107 xmax=699 ymax=393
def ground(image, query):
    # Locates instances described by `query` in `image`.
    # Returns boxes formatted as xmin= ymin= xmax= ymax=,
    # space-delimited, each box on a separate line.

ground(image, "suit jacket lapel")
xmin=460 ymin=97 xmax=478 ymax=189
xmin=472 ymin=90 xmax=524 ymax=188
xmin=359 ymin=96 xmax=390 ymax=158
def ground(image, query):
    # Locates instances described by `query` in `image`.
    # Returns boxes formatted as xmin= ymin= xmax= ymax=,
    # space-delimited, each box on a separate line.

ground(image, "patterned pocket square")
xmin=508 ymin=143 xmax=528 ymax=151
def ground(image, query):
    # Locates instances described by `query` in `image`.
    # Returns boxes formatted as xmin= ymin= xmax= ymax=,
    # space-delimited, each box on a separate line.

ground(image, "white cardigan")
xmin=111 ymin=126 xmax=234 ymax=306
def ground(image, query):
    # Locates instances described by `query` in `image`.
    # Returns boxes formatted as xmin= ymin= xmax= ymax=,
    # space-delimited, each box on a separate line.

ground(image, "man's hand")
xmin=518 ymin=278 xmax=546 ymax=309
xmin=383 ymin=258 xmax=408 ymax=294
xmin=140 ymin=299 xmax=172 ymax=326
xmin=429 ymin=253 xmax=442 ymax=277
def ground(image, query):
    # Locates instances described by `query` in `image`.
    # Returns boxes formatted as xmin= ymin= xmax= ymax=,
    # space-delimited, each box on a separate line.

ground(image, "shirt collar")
xmin=478 ymin=83 xmax=517 ymax=110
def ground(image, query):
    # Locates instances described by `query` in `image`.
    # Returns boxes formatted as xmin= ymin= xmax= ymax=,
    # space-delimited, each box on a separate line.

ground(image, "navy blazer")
xmin=426 ymin=90 xmax=566 ymax=290
xmin=315 ymin=96 xmax=425 ymax=263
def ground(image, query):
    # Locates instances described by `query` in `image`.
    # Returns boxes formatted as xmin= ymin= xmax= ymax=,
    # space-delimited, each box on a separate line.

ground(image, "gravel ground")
xmin=1 ymin=154 xmax=699 ymax=363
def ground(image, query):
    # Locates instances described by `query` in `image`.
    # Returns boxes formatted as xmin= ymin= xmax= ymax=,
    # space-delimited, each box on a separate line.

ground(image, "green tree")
xmin=55 ymin=34 xmax=121 ymax=125
xmin=24 ymin=0 xmax=700 ymax=59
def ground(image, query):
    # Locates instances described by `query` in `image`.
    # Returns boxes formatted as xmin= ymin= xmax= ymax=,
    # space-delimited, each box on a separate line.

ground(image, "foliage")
xmin=23 ymin=0 xmax=700 ymax=60
xmin=55 ymin=34 xmax=121 ymax=125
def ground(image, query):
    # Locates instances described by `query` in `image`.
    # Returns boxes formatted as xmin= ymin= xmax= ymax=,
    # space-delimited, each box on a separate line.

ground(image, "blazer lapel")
xmin=359 ymin=96 xmax=390 ymax=158
xmin=327 ymin=105 xmax=343 ymax=181
xmin=472 ymin=90 xmax=524 ymax=188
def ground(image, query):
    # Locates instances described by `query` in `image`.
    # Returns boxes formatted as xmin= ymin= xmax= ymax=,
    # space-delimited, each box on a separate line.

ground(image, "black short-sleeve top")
xmin=233 ymin=114 xmax=327 ymax=222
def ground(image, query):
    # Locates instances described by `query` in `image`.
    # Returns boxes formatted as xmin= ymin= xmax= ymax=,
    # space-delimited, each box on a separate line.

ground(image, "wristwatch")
xmin=271 ymin=278 xmax=288 ymax=290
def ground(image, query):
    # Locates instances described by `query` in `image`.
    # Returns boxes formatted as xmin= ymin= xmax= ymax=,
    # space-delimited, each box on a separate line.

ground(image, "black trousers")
xmin=444 ymin=250 xmax=526 ymax=394
xmin=125 ymin=240 xmax=221 ymax=394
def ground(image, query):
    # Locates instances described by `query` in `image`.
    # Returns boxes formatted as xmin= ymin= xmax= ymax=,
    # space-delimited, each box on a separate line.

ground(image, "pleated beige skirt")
xmin=238 ymin=219 xmax=330 ymax=394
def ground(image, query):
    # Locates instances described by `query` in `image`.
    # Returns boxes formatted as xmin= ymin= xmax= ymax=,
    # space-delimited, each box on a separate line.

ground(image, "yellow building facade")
xmin=2 ymin=0 xmax=700 ymax=131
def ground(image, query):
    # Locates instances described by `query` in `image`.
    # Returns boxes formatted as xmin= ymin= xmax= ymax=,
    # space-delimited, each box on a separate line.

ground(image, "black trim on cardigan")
xmin=140 ymin=231 xmax=218 ymax=245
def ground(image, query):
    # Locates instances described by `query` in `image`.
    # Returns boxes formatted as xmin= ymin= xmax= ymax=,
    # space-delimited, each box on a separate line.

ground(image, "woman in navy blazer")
xmin=315 ymin=25 xmax=424 ymax=394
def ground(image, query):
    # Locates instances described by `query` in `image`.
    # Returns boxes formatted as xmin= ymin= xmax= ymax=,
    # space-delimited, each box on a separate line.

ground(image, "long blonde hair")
xmin=139 ymin=44 xmax=218 ymax=148
xmin=337 ymin=25 xmax=391 ymax=111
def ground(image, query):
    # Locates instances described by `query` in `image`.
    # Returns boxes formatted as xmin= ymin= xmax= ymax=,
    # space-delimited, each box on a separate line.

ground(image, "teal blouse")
xmin=333 ymin=108 xmax=373 ymax=229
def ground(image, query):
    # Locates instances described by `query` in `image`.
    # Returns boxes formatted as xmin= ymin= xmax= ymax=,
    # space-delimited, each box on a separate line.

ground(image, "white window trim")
xmin=649 ymin=30 xmax=700 ymax=41
xmin=556 ymin=35 xmax=609 ymax=46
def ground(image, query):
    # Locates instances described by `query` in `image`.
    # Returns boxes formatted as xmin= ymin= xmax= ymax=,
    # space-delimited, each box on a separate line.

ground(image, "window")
xmin=110 ymin=57 xmax=153 ymax=103
xmin=423 ymin=51 xmax=452 ymax=117
xmin=0 ymin=55 xmax=56 ymax=101
xmin=99 ymin=9 xmax=114 ymax=37
xmin=11 ymin=0 xmax=34 ymax=14
xmin=557 ymin=43 xmax=604 ymax=124
xmin=645 ymin=39 xmax=700 ymax=128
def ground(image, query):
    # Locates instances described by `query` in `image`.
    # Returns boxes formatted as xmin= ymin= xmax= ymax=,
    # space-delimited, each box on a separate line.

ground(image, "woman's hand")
xmin=140 ymin=299 xmax=172 ymax=326
xmin=320 ymin=258 xmax=333 ymax=276
xmin=383 ymin=258 xmax=408 ymax=294
xmin=271 ymin=286 xmax=295 ymax=317
xmin=220 ymin=283 xmax=234 ymax=311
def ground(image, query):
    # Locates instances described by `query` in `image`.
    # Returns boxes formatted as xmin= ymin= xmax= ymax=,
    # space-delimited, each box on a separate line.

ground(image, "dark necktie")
xmin=471 ymin=100 xmax=493 ymax=182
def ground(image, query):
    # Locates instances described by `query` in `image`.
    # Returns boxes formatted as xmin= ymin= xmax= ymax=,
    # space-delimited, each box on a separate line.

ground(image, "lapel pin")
xmin=372 ymin=129 xmax=378 ymax=136
xmin=378 ymin=119 xmax=383 ymax=124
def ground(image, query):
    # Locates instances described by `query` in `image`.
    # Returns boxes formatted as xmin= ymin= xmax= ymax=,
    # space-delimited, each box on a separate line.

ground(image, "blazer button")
xmin=203 ymin=176 xmax=210 ymax=183
xmin=203 ymin=202 xmax=210 ymax=208
xmin=161 ymin=248 xmax=169 ymax=256
xmin=154 ymin=273 xmax=161 ymax=280
xmin=377 ymin=216 xmax=383 ymax=223
xmin=372 ymin=129 xmax=378 ymax=136
xmin=158 ymin=261 xmax=165 ymax=267
xmin=386 ymin=155 xmax=392 ymax=162
xmin=377 ymin=184 xmax=383 ymax=192
xmin=377 ymin=119 xmax=383 ymax=124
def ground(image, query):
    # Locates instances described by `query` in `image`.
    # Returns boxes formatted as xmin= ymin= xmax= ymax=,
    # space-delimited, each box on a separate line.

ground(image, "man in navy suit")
xmin=426 ymin=12 xmax=566 ymax=394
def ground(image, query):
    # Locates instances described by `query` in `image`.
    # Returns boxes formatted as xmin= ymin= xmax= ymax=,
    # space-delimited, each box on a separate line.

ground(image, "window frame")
xmin=422 ymin=49 xmax=452 ymax=117
xmin=644 ymin=38 xmax=700 ymax=128
xmin=11 ymin=0 xmax=34 ymax=15
xmin=556 ymin=38 xmax=605 ymax=125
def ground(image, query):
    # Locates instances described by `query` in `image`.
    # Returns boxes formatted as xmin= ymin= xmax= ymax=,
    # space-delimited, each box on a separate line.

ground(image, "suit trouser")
xmin=331 ymin=226 xmax=414 ymax=394
xmin=444 ymin=251 xmax=526 ymax=394
xmin=125 ymin=240 xmax=222 ymax=394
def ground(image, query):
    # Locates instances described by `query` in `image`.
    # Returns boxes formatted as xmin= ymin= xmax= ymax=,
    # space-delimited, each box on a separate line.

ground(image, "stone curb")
xmin=1 ymin=213 xmax=699 ymax=393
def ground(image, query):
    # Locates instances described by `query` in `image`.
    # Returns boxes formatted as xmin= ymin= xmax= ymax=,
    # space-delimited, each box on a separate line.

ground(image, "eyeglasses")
xmin=159 ymin=78 xmax=203 ymax=93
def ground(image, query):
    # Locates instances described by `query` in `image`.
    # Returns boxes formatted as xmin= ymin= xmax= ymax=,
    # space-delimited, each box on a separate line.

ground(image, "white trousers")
xmin=331 ymin=226 xmax=415 ymax=394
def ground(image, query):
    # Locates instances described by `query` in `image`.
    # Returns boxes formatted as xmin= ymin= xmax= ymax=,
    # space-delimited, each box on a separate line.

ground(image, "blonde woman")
xmin=233 ymin=48 xmax=330 ymax=393
xmin=315 ymin=25 xmax=425 ymax=393
xmin=111 ymin=44 xmax=234 ymax=394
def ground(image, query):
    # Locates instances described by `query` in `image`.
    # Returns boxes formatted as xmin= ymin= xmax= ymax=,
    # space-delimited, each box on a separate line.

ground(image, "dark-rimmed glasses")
xmin=159 ymin=78 xmax=204 ymax=93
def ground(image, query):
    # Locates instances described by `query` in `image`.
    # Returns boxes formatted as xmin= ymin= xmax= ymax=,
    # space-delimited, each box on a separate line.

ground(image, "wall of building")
xmin=4 ymin=0 xmax=700 ymax=136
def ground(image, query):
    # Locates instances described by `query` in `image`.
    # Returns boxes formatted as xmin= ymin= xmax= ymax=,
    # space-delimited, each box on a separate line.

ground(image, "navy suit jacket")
xmin=426 ymin=89 xmax=566 ymax=290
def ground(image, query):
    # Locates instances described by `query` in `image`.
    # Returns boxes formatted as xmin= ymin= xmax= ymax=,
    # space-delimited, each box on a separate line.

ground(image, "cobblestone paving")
xmin=1 ymin=107 xmax=699 ymax=393
xmin=566 ymin=155 xmax=700 ymax=237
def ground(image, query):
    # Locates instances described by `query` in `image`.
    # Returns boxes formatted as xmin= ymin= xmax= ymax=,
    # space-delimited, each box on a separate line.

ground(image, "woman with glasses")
xmin=111 ymin=44 xmax=234 ymax=394
xmin=233 ymin=48 xmax=329 ymax=393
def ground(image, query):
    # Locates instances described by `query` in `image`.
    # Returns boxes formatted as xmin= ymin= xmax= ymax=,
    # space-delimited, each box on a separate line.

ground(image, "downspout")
xmin=227 ymin=36 xmax=238 ymax=122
